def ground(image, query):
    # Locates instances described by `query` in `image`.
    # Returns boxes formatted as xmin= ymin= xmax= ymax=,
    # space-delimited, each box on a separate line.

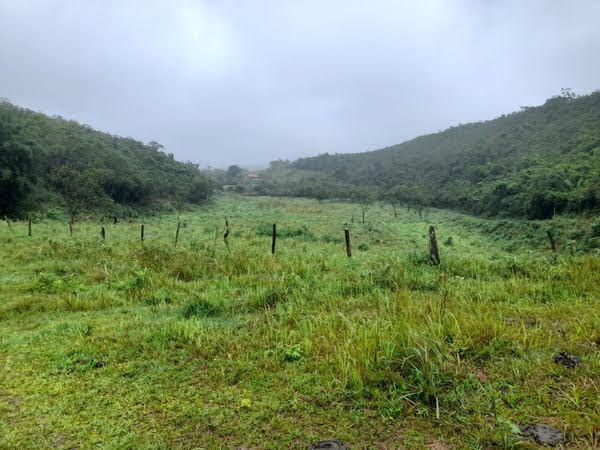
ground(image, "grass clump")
xmin=182 ymin=297 xmax=224 ymax=318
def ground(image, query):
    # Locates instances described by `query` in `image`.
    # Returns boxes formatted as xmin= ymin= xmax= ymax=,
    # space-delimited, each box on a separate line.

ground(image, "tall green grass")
xmin=0 ymin=195 xmax=598 ymax=448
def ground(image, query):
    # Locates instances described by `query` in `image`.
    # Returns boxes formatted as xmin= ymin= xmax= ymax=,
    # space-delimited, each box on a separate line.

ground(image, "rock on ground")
xmin=523 ymin=424 xmax=565 ymax=446
xmin=309 ymin=440 xmax=349 ymax=450
xmin=553 ymin=352 xmax=580 ymax=368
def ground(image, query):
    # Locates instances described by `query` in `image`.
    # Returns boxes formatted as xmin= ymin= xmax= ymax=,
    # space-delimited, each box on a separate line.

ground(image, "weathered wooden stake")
xmin=223 ymin=218 xmax=230 ymax=252
xmin=101 ymin=226 xmax=105 ymax=240
xmin=271 ymin=223 xmax=277 ymax=255
xmin=28 ymin=220 xmax=32 ymax=237
xmin=141 ymin=224 xmax=145 ymax=242
xmin=344 ymin=227 xmax=352 ymax=257
xmin=428 ymin=225 xmax=440 ymax=265
xmin=174 ymin=221 xmax=181 ymax=245
xmin=547 ymin=230 xmax=557 ymax=252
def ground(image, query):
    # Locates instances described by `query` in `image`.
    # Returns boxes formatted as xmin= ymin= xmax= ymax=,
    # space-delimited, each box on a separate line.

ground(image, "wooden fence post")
xmin=344 ymin=227 xmax=352 ymax=257
xmin=546 ymin=230 xmax=557 ymax=252
xmin=223 ymin=218 xmax=230 ymax=252
xmin=69 ymin=220 xmax=73 ymax=236
xmin=101 ymin=226 xmax=105 ymax=240
xmin=28 ymin=220 xmax=32 ymax=237
xmin=141 ymin=224 xmax=145 ymax=242
xmin=175 ymin=221 xmax=181 ymax=245
xmin=271 ymin=223 xmax=277 ymax=255
xmin=428 ymin=225 xmax=440 ymax=265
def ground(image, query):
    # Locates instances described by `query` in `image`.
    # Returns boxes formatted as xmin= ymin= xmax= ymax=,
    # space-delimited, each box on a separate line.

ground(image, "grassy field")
xmin=1 ymin=195 xmax=598 ymax=449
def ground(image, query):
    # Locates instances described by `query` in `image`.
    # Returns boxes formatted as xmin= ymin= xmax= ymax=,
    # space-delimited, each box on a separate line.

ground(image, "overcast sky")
xmin=1 ymin=1 xmax=599 ymax=167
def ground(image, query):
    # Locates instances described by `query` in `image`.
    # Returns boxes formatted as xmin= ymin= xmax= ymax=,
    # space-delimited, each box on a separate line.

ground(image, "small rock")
xmin=93 ymin=360 xmax=106 ymax=368
xmin=523 ymin=424 xmax=564 ymax=446
xmin=553 ymin=352 xmax=580 ymax=368
xmin=309 ymin=440 xmax=349 ymax=450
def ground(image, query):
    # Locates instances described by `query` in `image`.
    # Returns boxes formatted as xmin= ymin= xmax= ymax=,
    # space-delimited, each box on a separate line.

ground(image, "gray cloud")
xmin=1 ymin=0 xmax=599 ymax=167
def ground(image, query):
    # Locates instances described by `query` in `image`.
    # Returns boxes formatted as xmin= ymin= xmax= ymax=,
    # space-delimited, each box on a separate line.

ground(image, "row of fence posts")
xmin=269 ymin=222 xmax=441 ymax=263
xmin=19 ymin=218 xmax=443 ymax=265
xmin=2 ymin=216 xmax=571 ymax=261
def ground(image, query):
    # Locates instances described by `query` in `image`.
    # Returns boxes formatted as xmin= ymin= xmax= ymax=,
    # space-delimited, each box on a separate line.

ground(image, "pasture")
xmin=1 ymin=195 xmax=598 ymax=448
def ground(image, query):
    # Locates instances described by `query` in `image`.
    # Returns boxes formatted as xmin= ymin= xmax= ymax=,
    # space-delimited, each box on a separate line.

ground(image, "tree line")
xmin=252 ymin=91 xmax=600 ymax=219
xmin=0 ymin=100 xmax=211 ymax=219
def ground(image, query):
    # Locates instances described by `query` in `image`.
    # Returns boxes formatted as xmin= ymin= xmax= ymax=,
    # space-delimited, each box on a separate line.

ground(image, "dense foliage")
xmin=259 ymin=91 xmax=600 ymax=219
xmin=0 ymin=100 xmax=210 ymax=218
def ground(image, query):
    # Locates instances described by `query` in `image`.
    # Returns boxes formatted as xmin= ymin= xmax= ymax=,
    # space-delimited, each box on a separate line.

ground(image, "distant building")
xmin=246 ymin=172 xmax=261 ymax=180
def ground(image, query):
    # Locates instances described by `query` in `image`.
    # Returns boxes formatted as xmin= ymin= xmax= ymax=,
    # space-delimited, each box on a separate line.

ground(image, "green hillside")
xmin=0 ymin=100 xmax=210 ymax=218
xmin=259 ymin=91 xmax=600 ymax=219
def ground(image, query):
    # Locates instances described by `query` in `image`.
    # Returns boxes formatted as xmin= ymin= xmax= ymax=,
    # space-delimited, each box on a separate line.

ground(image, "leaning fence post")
xmin=174 ymin=221 xmax=181 ymax=245
xmin=428 ymin=225 xmax=440 ymax=265
xmin=28 ymin=220 xmax=32 ymax=237
xmin=344 ymin=227 xmax=352 ymax=257
xmin=101 ymin=226 xmax=105 ymax=240
xmin=271 ymin=223 xmax=277 ymax=254
xmin=141 ymin=224 xmax=145 ymax=242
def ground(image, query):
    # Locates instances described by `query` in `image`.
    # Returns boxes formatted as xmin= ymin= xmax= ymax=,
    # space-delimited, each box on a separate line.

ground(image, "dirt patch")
xmin=427 ymin=439 xmax=454 ymax=449
xmin=475 ymin=369 xmax=488 ymax=382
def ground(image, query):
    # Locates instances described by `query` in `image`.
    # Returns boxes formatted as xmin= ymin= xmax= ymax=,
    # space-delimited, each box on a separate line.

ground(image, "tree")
xmin=0 ymin=117 xmax=34 ymax=216
xmin=268 ymin=159 xmax=291 ymax=170
xmin=227 ymin=165 xmax=243 ymax=177
xmin=48 ymin=166 xmax=110 ymax=222
xmin=313 ymin=184 xmax=329 ymax=203
xmin=186 ymin=176 xmax=210 ymax=204
xmin=382 ymin=188 xmax=401 ymax=218
xmin=352 ymin=190 xmax=376 ymax=223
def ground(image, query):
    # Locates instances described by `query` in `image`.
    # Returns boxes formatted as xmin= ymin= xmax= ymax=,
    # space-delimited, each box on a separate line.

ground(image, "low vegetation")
xmin=1 ymin=195 xmax=598 ymax=448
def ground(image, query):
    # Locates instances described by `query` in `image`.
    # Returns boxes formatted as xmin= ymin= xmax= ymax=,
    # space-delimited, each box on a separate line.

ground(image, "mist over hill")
xmin=252 ymin=91 xmax=600 ymax=219
xmin=3 ymin=91 xmax=600 ymax=221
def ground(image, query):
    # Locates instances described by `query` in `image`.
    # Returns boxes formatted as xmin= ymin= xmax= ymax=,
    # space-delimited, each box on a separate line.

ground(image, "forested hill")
xmin=262 ymin=91 xmax=600 ymax=219
xmin=0 ymin=100 xmax=210 ymax=218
